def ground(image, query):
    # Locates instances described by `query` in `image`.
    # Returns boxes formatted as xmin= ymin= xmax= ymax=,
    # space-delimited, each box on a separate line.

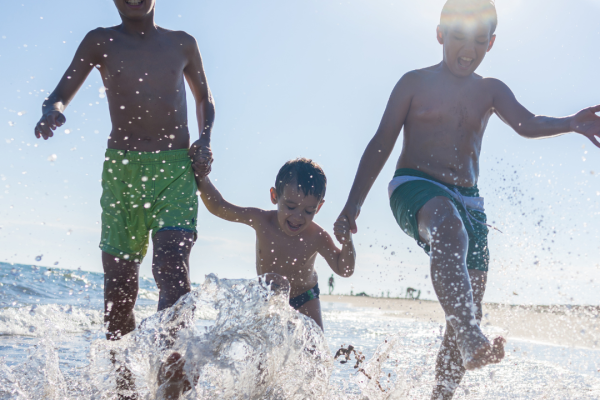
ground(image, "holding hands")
xmin=334 ymin=204 xmax=359 ymax=244
xmin=571 ymin=105 xmax=600 ymax=148
xmin=189 ymin=139 xmax=213 ymax=178
xmin=34 ymin=111 xmax=66 ymax=140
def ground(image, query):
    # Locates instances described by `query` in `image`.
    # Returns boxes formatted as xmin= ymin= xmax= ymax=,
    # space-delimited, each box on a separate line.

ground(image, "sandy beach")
xmin=321 ymin=295 xmax=600 ymax=349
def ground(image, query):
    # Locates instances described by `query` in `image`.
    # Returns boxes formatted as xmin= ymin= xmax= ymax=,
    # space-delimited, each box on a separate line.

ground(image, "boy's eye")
xmin=477 ymin=40 xmax=487 ymax=45
xmin=287 ymin=206 xmax=296 ymax=210
xmin=305 ymin=210 xmax=314 ymax=215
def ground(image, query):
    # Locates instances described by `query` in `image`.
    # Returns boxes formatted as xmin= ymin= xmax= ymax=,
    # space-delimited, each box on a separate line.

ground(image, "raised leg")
xmin=151 ymin=230 xmax=195 ymax=311
xmin=431 ymin=270 xmax=487 ymax=399
xmin=417 ymin=197 xmax=504 ymax=399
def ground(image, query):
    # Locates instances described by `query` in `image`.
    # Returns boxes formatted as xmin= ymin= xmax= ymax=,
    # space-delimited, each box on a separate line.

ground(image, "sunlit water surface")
xmin=0 ymin=263 xmax=598 ymax=399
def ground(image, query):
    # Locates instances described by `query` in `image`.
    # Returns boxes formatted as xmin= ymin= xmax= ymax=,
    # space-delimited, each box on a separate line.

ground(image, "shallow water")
xmin=0 ymin=262 xmax=599 ymax=399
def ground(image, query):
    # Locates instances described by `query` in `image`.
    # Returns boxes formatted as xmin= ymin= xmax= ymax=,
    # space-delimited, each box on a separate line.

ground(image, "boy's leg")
xmin=297 ymin=298 xmax=324 ymax=331
xmin=102 ymin=251 xmax=141 ymax=340
xmin=102 ymin=251 xmax=141 ymax=399
xmin=417 ymin=197 xmax=503 ymax=370
xmin=431 ymin=270 xmax=486 ymax=400
xmin=151 ymin=230 xmax=195 ymax=311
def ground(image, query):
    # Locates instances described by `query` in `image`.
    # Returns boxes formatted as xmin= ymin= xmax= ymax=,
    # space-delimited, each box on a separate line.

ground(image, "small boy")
xmin=335 ymin=0 xmax=600 ymax=399
xmin=196 ymin=158 xmax=355 ymax=330
xmin=34 ymin=0 xmax=214 ymax=396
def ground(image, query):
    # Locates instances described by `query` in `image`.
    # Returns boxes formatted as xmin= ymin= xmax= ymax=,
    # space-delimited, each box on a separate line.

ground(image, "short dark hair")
xmin=275 ymin=158 xmax=327 ymax=201
xmin=440 ymin=0 xmax=498 ymax=35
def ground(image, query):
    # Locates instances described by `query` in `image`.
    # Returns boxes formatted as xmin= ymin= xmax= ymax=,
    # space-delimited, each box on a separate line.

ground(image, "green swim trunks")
xmin=389 ymin=168 xmax=490 ymax=272
xmin=99 ymin=149 xmax=198 ymax=261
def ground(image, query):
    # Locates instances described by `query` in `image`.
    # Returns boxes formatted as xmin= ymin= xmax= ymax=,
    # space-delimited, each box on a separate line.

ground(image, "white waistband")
xmin=388 ymin=176 xmax=485 ymax=212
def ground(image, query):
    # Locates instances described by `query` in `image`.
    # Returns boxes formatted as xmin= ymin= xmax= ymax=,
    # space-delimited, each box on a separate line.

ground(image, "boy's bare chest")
xmin=100 ymin=44 xmax=187 ymax=92
xmin=255 ymin=230 xmax=319 ymax=273
xmin=408 ymin=83 xmax=493 ymax=133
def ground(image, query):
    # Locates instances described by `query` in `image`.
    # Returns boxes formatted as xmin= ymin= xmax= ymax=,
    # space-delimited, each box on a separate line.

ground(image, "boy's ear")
xmin=270 ymin=187 xmax=278 ymax=205
xmin=436 ymin=25 xmax=444 ymax=45
xmin=487 ymin=34 xmax=496 ymax=52
xmin=315 ymin=199 xmax=325 ymax=214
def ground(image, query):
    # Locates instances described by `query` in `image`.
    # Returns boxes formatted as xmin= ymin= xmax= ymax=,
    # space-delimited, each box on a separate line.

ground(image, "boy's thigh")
xmin=417 ymin=196 xmax=465 ymax=245
xmin=297 ymin=298 xmax=323 ymax=330
xmin=152 ymin=229 xmax=196 ymax=261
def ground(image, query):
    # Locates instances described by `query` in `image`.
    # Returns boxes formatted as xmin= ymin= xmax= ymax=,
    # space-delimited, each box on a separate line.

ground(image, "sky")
xmin=1 ymin=0 xmax=599 ymax=305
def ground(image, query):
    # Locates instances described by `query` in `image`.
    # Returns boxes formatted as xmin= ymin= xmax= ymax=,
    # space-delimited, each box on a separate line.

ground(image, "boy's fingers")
xmin=590 ymin=105 xmax=600 ymax=114
xmin=588 ymin=134 xmax=600 ymax=148
xmin=347 ymin=217 xmax=358 ymax=234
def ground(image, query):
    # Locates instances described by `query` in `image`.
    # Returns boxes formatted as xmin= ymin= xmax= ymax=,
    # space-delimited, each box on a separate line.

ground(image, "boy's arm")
xmin=182 ymin=33 xmax=216 ymax=178
xmin=317 ymin=227 xmax=355 ymax=278
xmin=490 ymin=79 xmax=600 ymax=147
xmin=334 ymin=72 xmax=416 ymax=243
xmin=34 ymin=30 xmax=102 ymax=140
xmin=196 ymin=174 xmax=262 ymax=226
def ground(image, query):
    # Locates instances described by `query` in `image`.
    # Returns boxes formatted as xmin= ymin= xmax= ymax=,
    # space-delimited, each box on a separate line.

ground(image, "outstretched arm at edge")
xmin=34 ymin=30 xmax=102 ymax=140
xmin=317 ymin=228 xmax=355 ymax=278
xmin=334 ymin=72 xmax=416 ymax=243
xmin=196 ymin=175 xmax=262 ymax=226
xmin=490 ymin=78 xmax=600 ymax=148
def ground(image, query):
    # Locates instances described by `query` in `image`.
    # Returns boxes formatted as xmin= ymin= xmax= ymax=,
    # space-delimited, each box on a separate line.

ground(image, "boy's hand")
xmin=333 ymin=215 xmax=354 ymax=244
xmin=334 ymin=204 xmax=360 ymax=244
xmin=34 ymin=111 xmax=66 ymax=140
xmin=570 ymin=105 xmax=600 ymax=148
xmin=189 ymin=140 xmax=213 ymax=178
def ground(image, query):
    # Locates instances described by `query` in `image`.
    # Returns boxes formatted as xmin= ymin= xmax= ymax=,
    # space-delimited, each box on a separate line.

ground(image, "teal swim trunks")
xmin=99 ymin=149 xmax=198 ymax=261
xmin=389 ymin=168 xmax=490 ymax=272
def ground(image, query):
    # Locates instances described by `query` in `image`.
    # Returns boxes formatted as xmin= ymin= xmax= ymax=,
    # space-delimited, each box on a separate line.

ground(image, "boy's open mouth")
xmin=458 ymin=56 xmax=474 ymax=69
xmin=125 ymin=0 xmax=144 ymax=7
xmin=286 ymin=220 xmax=302 ymax=232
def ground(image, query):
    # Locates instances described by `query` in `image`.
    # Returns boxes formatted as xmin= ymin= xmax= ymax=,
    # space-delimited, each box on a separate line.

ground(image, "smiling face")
xmin=437 ymin=20 xmax=496 ymax=77
xmin=270 ymin=183 xmax=324 ymax=236
xmin=113 ymin=0 xmax=156 ymax=19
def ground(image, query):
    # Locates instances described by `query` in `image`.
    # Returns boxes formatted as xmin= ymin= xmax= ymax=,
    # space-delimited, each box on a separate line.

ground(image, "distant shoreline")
xmin=321 ymin=295 xmax=599 ymax=349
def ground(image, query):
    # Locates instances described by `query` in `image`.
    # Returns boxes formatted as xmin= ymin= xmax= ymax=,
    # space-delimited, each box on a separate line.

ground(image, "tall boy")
xmin=335 ymin=0 xmax=600 ymax=398
xmin=34 ymin=0 xmax=214 ymax=394
xmin=196 ymin=158 xmax=355 ymax=330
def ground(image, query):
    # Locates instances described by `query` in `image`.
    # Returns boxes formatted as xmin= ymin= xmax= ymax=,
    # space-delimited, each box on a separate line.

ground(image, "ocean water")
xmin=0 ymin=262 xmax=599 ymax=399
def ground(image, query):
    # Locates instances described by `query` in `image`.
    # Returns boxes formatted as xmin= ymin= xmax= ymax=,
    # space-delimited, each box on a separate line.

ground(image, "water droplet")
xmin=35 ymin=255 xmax=43 ymax=262
xmin=141 ymin=176 xmax=148 ymax=182
xmin=48 ymin=154 xmax=57 ymax=162
xmin=122 ymin=159 xmax=129 ymax=165
xmin=28 ymin=326 xmax=36 ymax=333
xmin=64 ymin=129 xmax=71 ymax=134
xmin=144 ymin=202 xmax=151 ymax=208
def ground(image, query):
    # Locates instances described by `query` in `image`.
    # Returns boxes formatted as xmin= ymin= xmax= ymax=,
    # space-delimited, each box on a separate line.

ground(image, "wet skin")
xmin=337 ymin=18 xmax=599 ymax=400
xmin=195 ymin=174 xmax=356 ymax=330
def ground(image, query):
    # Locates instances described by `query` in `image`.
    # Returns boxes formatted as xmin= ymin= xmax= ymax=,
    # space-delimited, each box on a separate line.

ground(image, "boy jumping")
xmin=196 ymin=158 xmax=355 ymax=330
xmin=34 ymin=0 xmax=214 ymax=396
xmin=335 ymin=0 xmax=600 ymax=398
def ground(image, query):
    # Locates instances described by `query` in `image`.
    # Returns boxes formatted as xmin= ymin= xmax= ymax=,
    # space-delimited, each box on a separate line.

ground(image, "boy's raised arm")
xmin=196 ymin=175 xmax=262 ymax=226
xmin=490 ymin=78 xmax=600 ymax=147
xmin=183 ymin=33 xmax=216 ymax=178
xmin=34 ymin=30 xmax=102 ymax=140
xmin=335 ymin=72 xmax=416 ymax=243
xmin=317 ymin=226 xmax=355 ymax=278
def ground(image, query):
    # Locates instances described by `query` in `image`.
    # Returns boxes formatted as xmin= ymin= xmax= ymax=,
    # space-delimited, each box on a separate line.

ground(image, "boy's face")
xmin=270 ymin=183 xmax=324 ymax=236
xmin=437 ymin=20 xmax=496 ymax=77
xmin=113 ymin=0 xmax=156 ymax=19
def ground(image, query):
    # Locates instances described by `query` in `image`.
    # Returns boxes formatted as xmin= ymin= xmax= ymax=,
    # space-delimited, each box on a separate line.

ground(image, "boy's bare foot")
xmin=157 ymin=352 xmax=192 ymax=400
xmin=457 ymin=332 xmax=506 ymax=370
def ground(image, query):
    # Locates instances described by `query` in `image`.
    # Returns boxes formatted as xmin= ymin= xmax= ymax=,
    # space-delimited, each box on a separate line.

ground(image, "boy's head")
xmin=436 ymin=0 xmax=498 ymax=77
xmin=114 ymin=0 xmax=156 ymax=20
xmin=270 ymin=158 xmax=327 ymax=236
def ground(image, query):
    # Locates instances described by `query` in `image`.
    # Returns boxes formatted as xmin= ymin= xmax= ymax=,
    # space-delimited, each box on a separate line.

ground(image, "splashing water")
xmin=0 ymin=263 xmax=599 ymax=399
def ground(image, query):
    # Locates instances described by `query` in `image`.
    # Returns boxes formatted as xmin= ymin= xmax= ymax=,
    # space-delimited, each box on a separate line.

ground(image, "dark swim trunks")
xmin=289 ymin=284 xmax=320 ymax=310
xmin=388 ymin=168 xmax=490 ymax=272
